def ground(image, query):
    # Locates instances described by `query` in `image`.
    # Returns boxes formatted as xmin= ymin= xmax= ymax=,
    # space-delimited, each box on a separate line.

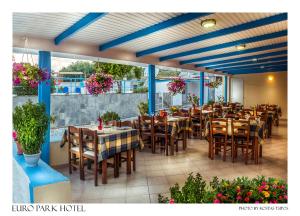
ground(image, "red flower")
xmin=236 ymin=195 xmax=242 ymax=201
xmin=247 ymin=191 xmax=252 ymax=197
xmin=244 ymin=197 xmax=250 ymax=202
xmin=217 ymin=193 xmax=222 ymax=198
xmin=12 ymin=131 xmax=17 ymax=141
xmin=169 ymin=199 xmax=175 ymax=204
xmin=278 ymin=196 xmax=283 ymax=200
xmin=273 ymin=191 xmax=276 ymax=196
xmin=213 ymin=199 xmax=220 ymax=204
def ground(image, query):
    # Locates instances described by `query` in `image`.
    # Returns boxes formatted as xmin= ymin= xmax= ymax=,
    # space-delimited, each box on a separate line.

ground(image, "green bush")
xmin=137 ymin=102 xmax=148 ymax=115
xmin=13 ymin=100 xmax=49 ymax=154
xmin=101 ymin=111 xmax=120 ymax=124
xmin=158 ymin=173 xmax=287 ymax=204
xmin=133 ymin=87 xmax=148 ymax=93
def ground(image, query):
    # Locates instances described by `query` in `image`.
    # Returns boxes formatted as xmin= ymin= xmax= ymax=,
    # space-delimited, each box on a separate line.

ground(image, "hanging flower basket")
xmin=205 ymin=79 xmax=222 ymax=88
xmin=12 ymin=62 xmax=50 ymax=88
xmin=167 ymin=77 xmax=186 ymax=95
xmin=85 ymin=72 xmax=114 ymax=95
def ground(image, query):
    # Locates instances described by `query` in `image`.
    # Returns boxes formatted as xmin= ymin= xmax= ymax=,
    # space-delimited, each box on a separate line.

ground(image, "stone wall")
xmin=13 ymin=93 xmax=148 ymax=128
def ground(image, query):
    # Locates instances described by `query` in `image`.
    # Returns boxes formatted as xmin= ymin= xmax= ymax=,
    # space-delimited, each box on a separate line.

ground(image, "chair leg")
xmin=223 ymin=143 xmax=226 ymax=161
xmin=127 ymin=150 xmax=132 ymax=174
xmin=102 ymin=159 xmax=107 ymax=184
xmin=114 ymin=154 xmax=119 ymax=178
xmin=68 ymin=151 xmax=72 ymax=174
xmin=245 ymin=144 xmax=249 ymax=165
xmin=132 ymin=149 xmax=136 ymax=171
xmin=94 ymin=159 xmax=98 ymax=186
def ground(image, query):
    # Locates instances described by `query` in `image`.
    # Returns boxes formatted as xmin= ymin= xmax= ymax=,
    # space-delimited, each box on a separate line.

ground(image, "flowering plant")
xmin=167 ymin=77 xmax=186 ymax=95
xmin=205 ymin=78 xmax=222 ymax=88
xmin=85 ymin=72 xmax=114 ymax=95
xmin=187 ymin=94 xmax=199 ymax=106
xmin=12 ymin=62 xmax=50 ymax=88
xmin=158 ymin=173 xmax=287 ymax=204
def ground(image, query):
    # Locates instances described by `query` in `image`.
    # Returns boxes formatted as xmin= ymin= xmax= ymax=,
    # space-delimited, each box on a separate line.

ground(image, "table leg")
xmin=114 ymin=154 xmax=119 ymax=178
xmin=255 ymin=138 xmax=259 ymax=164
xmin=170 ymin=136 xmax=174 ymax=156
xmin=183 ymin=130 xmax=187 ymax=150
xmin=127 ymin=150 xmax=132 ymax=174
xmin=102 ymin=159 xmax=107 ymax=184
xmin=132 ymin=149 xmax=136 ymax=171
xmin=259 ymin=145 xmax=262 ymax=158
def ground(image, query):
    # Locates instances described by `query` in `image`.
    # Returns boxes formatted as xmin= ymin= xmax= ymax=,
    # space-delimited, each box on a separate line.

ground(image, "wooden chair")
xmin=68 ymin=126 xmax=83 ymax=178
xmin=153 ymin=115 xmax=171 ymax=155
xmin=80 ymin=128 xmax=120 ymax=186
xmin=231 ymin=120 xmax=254 ymax=164
xmin=170 ymin=112 xmax=189 ymax=149
xmin=191 ymin=108 xmax=205 ymax=139
xmin=115 ymin=120 xmax=136 ymax=172
xmin=138 ymin=115 xmax=154 ymax=153
xmin=209 ymin=118 xmax=232 ymax=161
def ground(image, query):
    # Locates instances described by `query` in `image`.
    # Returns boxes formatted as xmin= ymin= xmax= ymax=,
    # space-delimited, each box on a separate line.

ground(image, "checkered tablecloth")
xmin=205 ymin=119 xmax=264 ymax=144
xmin=167 ymin=116 xmax=192 ymax=136
xmin=61 ymin=126 xmax=141 ymax=161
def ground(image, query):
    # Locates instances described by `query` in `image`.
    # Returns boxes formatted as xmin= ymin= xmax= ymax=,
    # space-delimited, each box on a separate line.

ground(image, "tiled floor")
xmin=56 ymin=119 xmax=287 ymax=203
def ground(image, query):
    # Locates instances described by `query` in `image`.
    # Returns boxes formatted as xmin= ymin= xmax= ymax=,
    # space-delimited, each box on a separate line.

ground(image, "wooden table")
xmin=166 ymin=116 xmax=192 ymax=156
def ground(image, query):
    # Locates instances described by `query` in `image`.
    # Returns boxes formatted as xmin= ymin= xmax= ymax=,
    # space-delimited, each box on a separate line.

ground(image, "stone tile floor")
xmin=56 ymin=119 xmax=287 ymax=203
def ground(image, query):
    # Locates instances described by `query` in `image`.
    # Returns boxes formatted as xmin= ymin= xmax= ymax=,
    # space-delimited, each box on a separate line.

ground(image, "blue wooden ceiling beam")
xmin=196 ymin=50 xmax=287 ymax=68
xmin=99 ymin=13 xmax=211 ymax=51
xmin=206 ymin=57 xmax=287 ymax=70
xmin=217 ymin=62 xmax=287 ymax=71
xmin=181 ymin=42 xmax=287 ymax=65
xmin=207 ymin=56 xmax=287 ymax=69
xmin=226 ymin=66 xmax=287 ymax=75
xmin=136 ymin=13 xmax=287 ymax=57
xmin=160 ymin=30 xmax=287 ymax=61
xmin=55 ymin=13 xmax=107 ymax=45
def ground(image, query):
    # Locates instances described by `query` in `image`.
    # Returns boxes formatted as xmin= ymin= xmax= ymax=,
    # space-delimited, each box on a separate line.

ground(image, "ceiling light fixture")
xmin=201 ymin=19 xmax=216 ymax=28
xmin=236 ymin=44 xmax=246 ymax=50
xmin=252 ymin=58 xmax=258 ymax=62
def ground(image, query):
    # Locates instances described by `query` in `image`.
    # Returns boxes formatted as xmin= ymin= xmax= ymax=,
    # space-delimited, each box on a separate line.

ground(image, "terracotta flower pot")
xmin=16 ymin=141 xmax=23 ymax=155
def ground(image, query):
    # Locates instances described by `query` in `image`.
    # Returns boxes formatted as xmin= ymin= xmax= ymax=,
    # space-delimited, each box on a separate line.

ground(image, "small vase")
xmin=23 ymin=151 xmax=41 ymax=167
xmin=97 ymin=117 xmax=103 ymax=130
xmin=16 ymin=141 xmax=23 ymax=155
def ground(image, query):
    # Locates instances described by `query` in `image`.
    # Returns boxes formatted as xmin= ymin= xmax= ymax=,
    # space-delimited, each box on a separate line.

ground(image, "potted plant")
xmin=167 ymin=77 xmax=186 ymax=95
xmin=187 ymin=94 xmax=200 ymax=109
xmin=137 ymin=102 xmax=149 ymax=116
xmin=101 ymin=111 xmax=120 ymax=126
xmin=13 ymin=100 xmax=49 ymax=167
xmin=85 ymin=72 xmax=114 ymax=95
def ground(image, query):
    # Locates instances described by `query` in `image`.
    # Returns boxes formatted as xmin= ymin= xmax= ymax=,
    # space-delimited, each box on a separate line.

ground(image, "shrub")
xmin=158 ymin=173 xmax=287 ymax=204
xmin=137 ymin=102 xmax=148 ymax=116
xmin=133 ymin=87 xmax=148 ymax=93
xmin=101 ymin=111 xmax=120 ymax=124
xmin=13 ymin=100 xmax=49 ymax=154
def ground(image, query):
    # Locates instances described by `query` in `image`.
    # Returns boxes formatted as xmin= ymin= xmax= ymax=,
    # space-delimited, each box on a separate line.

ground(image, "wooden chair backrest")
xmin=231 ymin=119 xmax=250 ymax=141
xmin=210 ymin=118 xmax=228 ymax=139
xmin=68 ymin=126 xmax=81 ymax=148
xmin=81 ymin=128 xmax=98 ymax=154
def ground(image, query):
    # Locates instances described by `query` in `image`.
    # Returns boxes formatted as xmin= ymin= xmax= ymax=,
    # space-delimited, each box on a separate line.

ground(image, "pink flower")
xmin=261 ymin=181 xmax=266 ymax=186
xmin=217 ymin=193 xmax=222 ymax=198
xmin=13 ymin=77 xmax=21 ymax=85
xmin=169 ymin=199 xmax=175 ymax=204
xmin=12 ymin=131 xmax=17 ymax=141
xmin=284 ymin=195 xmax=288 ymax=200
xmin=213 ymin=199 xmax=220 ymax=204
xmin=236 ymin=196 xmax=242 ymax=201
xmin=255 ymin=201 xmax=260 ymax=204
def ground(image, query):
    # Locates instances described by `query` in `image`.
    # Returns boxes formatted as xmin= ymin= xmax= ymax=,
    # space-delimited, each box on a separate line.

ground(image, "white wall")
xmin=233 ymin=72 xmax=287 ymax=118
xmin=230 ymin=78 xmax=244 ymax=104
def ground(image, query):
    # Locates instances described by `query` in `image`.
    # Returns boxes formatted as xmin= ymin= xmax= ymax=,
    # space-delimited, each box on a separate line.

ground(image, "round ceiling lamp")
xmin=201 ymin=19 xmax=216 ymax=28
xmin=236 ymin=44 xmax=246 ymax=50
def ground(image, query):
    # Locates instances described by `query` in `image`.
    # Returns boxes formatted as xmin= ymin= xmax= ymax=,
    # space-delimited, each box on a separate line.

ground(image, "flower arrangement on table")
xmin=167 ymin=77 xmax=186 ymax=95
xmin=158 ymin=173 xmax=287 ymax=204
xmin=100 ymin=111 xmax=120 ymax=125
xmin=169 ymin=106 xmax=180 ymax=115
xmin=205 ymin=78 xmax=222 ymax=88
xmin=187 ymin=94 xmax=199 ymax=107
xmin=85 ymin=72 xmax=114 ymax=95
xmin=12 ymin=62 xmax=50 ymax=88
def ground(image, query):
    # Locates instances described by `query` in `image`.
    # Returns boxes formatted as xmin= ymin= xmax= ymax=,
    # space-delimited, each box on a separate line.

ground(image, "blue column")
xmin=199 ymin=72 xmax=204 ymax=106
xmin=38 ymin=51 xmax=51 ymax=164
xmin=148 ymin=65 xmax=156 ymax=115
xmin=224 ymin=76 xmax=228 ymax=103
